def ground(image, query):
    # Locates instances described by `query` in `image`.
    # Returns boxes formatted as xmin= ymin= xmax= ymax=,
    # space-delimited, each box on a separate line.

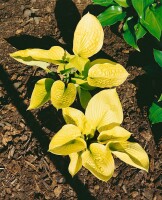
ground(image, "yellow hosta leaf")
xmin=85 ymin=89 xmax=123 ymax=131
xmin=108 ymin=141 xmax=149 ymax=171
xmin=57 ymin=64 xmax=65 ymax=73
xmin=51 ymin=80 xmax=77 ymax=109
xmin=66 ymin=56 xmax=90 ymax=73
xmin=28 ymin=78 xmax=54 ymax=110
xmin=49 ymin=124 xmax=86 ymax=155
xmin=10 ymin=54 xmax=50 ymax=72
xmin=98 ymin=126 xmax=131 ymax=144
xmin=68 ymin=152 xmax=82 ymax=177
xmin=62 ymin=107 xmax=86 ymax=132
xmin=82 ymin=143 xmax=114 ymax=181
xmin=10 ymin=46 xmax=66 ymax=66
xmin=90 ymin=59 xmax=116 ymax=66
xmin=73 ymin=13 xmax=104 ymax=58
xmin=88 ymin=63 xmax=129 ymax=88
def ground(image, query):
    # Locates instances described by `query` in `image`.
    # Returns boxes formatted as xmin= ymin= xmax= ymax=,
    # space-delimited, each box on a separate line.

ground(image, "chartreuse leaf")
xmin=10 ymin=46 xmax=66 ymax=69
xmin=88 ymin=62 xmax=129 ymax=88
xmin=73 ymin=13 xmax=104 ymax=58
xmin=68 ymin=152 xmax=82 ymax=177
xmin=132 ymin=0 xmax=154 ymax=18
xmin=10 ymin=55 xmax=50 ymax=72
xmin=98 ymin=126 xmax=131 ymax=144
xmin=142 ymin=6 xmax=161 ymax=40
xmin=108 ymin=141 xmax=149 ymax=171
xmin=28 ymin=78 xmax=54 ymax=110
xmin=149 ymin=101 xmax=162 ymax=124
xmin=92 ymin=0 xmax=114 ymax=7
xmin=62 ymin=107 xmax=86 ymax=132
xmin=85 ymin=89 xmax=123 ymax=131
xmin=78 ymin=87 xmax=92 ymax=109
xmin=51 ymin=80 xmax=77 ymax=109
xmin=97 ymin=5 xmax=126 ymax=26
xmin=90 ymin=58 xmax=115 ymax=66
xmin=123 ymin=17 xmax=140 ymax=51
xmin=114 ymin=0 xmax=131 ymax=7
xmin=153 ymin=49 xmax=162 ymax=68
xmin=57 ymin=64 xmax=65 ymax=73
xmin=66 ymin=56 xmax=90 ymax=73
xmin=49 ymin=124 xmax=86 ymax=155
xmin=82 ymin=143 xmax=114 ymax=182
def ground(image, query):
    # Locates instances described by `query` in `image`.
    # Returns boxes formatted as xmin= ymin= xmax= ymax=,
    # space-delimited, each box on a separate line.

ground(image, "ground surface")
xmin=0 ymin=0 xmax=162 ymax=199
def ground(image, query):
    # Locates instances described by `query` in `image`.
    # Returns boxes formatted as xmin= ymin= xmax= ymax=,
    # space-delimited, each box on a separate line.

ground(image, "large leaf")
xmin=142 ymin=6 xmax=161 ymax=40
xmin=90 ymin=58 xmax=115 ymax=66
xmin=149 ymin=101 xmax=162 ymax=124
xmin=154 ymin=5 xmax=162 ymax=31
xmin=88 ymin=62 xmax=129 ymax=88
xmin=97 ymin=5 xmax=126 ymax=26
xmin=62 ymin=107 xmax=86 ymax=132
xmin=114 ymin=0 xmax=131 ymax=7
xmin=82 ymin=143 xmax=114 ymax=182
xmin=108 ymin=141 xmax=149 ymax=171
xmin=123 ymin=17 xmax=139 ymax=51
xmin=85 ymin=89 xmax=123 ymax=131
xmin=51 ymin=81 xmax=77 ymax=109
xmin=132 ymin=0 xmax=154 ymax=18
xmin=10 ymin=46 xmax=66 ymax=69
xmin=98 ymin=126 xmax=131 ymax=144
xmin=49 ymin=124 xmax=86 ymax=155
xmin=78 ymin=87 xmax=92 ymax=109
xmin=92 ymin=0 xmax=114 ymax=7
xmin=73 ymin=13 xmax=104 ymax=58
xmin=28 ymin=78 xmax=54 ymax=110
xmin=153 ymin=49 xmax=162 ymax=68
xmin=68 ymin=152 xmax=82 ymax=177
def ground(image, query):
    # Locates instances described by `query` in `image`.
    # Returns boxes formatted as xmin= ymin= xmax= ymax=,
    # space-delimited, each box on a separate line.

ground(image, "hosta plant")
xmin=93 ymin=0 xmax=162 ymax=51
xmin=49 ymin=89 xmax=149 ymax=181
xmin=149 ymin=49 xmax=162 ymax=124
xmin=10 ymin=13 xmax=129 ymax=110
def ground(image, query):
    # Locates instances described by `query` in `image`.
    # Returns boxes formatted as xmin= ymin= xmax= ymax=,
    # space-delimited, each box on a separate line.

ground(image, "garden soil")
xmin=0 ymin=0 xmax=162 ymax=199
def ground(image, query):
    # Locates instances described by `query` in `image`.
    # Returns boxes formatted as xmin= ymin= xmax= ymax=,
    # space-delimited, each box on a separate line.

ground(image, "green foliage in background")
xmin=149 ymin=49 xmax=162 ymax=124
xmin=93 ymin=0 xmax=162 ymax=51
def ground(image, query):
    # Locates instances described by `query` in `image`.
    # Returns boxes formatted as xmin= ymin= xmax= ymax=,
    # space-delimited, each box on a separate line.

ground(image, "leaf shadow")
xmin=54 ymin=0 xmax=81 ymax=50
xmin=6 ymin=35 xmax=62 ymax=50
xmin=0 ymin=65 xmax=96 ymax=200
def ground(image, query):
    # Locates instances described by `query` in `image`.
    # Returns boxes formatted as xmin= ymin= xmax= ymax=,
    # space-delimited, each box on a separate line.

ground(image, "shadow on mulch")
xmin=0 ymin=65 xmax=95 ymax=200
xmin=2 ymin=4 xmax=101 ymax=198
xmin=127 ymin=34 xmax=162 ymax=144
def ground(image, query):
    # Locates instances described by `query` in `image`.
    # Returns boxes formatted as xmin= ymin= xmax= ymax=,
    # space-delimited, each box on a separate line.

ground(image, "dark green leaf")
xmin=154 ymin=5 xmax=162 ymax=30
xmin=123 ymin=17 xmax=139 ymax=51
xmin=153 ymin=49 xmax=162 ymax=67
xmin=149 ymin=101 xmax=162 ymax=124
xmin=97 ymin=5 xmax=126 ymax=26
xmin=114 ymin=0 xmax=131 ymax=7
xmin=78 ymin=87 xmax=92 ymax=109
xmin=141 ymin=6 xmax=161 ymax=40
xmin=132 ymin=0 xmax=154 ymax=18
xmin=134 ymin=22 xmax=147 ymax=41
xmin=92 ymin=0 xmax=113 ymax=6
